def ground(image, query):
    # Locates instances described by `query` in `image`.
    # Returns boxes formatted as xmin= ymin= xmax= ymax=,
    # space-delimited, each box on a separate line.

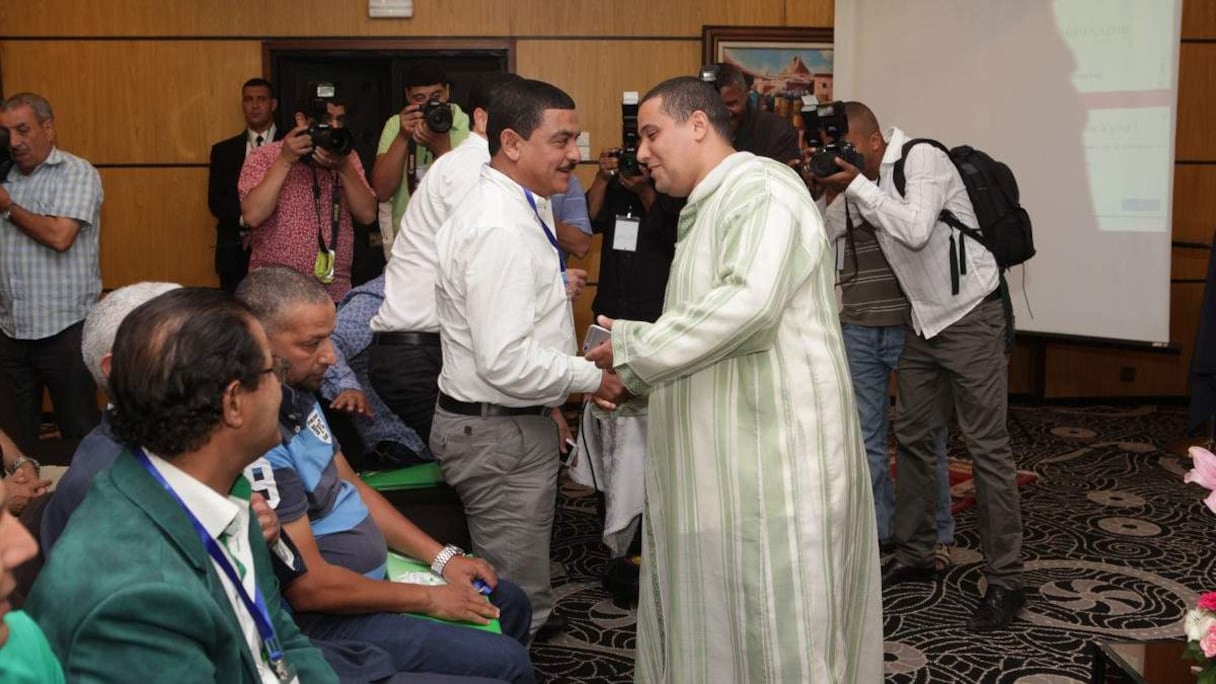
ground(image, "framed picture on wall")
xmin=701 ymin=26 xmax=834 ymax=127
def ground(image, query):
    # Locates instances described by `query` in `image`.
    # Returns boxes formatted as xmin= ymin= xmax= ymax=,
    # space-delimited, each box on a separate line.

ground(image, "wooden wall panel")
xmin=0 ymin=41 xmax=261 ymax=165
xmin=98 ymin=168 xmax=218 ymax=289
xmin=785 ymin=0 xmax=834 ymax=28
xmin=0 ymin=1 xmax=511 ymax=39
xmin=1176 ymin=43 xmax=1216 ymax=161
xmin=0 ymin=0 xmax=829 ymax=38
xmin=1043 ymin=283 xmax=1202 ymax=397
xmin=1173 ymin=166 xmax=1216 ymax=244
xmin=1183 ymin=0 xmax=1216 ymax=40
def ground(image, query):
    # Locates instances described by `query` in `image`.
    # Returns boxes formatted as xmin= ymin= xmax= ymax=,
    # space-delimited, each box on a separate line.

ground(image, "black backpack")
xmin=893 ymin=139 xmax=1034 ymax=291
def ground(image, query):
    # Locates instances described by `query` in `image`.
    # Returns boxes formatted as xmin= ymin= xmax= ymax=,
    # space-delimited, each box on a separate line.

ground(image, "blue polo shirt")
xmin=267 ymin=386 xmax=387 ymax=580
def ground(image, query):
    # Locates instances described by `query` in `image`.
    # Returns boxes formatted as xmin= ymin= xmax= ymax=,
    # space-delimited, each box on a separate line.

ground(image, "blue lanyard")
xmin=523 ymin=188 xmax=566 ymax=274
xmin=133 ymin=448 xmax=293 ymax=681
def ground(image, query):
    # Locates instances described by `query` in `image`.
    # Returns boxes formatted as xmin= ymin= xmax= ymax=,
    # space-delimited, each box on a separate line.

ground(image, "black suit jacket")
xmin=207 ymin=127 xmax=285 ymax=276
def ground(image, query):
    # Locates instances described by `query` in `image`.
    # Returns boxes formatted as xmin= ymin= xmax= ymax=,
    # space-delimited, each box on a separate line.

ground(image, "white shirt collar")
xmin=247 ymin=124 xmax=276 ymax=146
xmin=144 ymin=450 xmax=242 ymax=540
xmin=881 ymin=126 xmax=908 ymax=167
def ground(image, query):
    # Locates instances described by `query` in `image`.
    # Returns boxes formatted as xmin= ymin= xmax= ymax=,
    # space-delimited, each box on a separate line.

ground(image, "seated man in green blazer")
xmin=26 ymin=288 xmax=335 ymax=683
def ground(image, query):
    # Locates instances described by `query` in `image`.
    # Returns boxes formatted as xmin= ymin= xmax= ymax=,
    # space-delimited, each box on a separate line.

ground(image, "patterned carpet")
xmin=529 ymin=402 xmax=1210 ymax=683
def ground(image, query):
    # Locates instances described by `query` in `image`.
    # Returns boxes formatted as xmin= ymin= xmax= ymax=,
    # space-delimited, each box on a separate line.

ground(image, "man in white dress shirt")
xmin=816 ymin=101 xmax=1025 ymax=631
xmin=430 ymin=78 xmax=622 ymax=640
xmin=370 ymin=73 xmax=519 ymax=446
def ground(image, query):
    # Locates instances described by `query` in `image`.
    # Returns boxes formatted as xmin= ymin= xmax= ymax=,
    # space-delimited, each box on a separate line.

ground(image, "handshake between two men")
xmin=585 ymin=315 xmax=632 ymax=410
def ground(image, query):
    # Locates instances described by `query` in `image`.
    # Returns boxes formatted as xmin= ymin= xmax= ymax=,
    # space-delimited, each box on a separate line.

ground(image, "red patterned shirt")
xmin=239 ymin=142 xmax=370 ymax=300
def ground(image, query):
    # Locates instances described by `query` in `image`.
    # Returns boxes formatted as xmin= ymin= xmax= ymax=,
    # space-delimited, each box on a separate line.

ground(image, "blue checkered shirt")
xmin=320 ymin=275 xmax=430 ymax=458
xmin=0 ymin=147 xmax=103 ymax=339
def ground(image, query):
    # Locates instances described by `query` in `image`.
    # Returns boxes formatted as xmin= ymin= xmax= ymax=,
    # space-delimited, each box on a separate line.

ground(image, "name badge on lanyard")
xmin=523 ymin=188 xmax=566 ymax=279
xmin=613 ymin=216 xmax=640 ymax=252
xmin=132 ymin=449 xmax=299 ymax=683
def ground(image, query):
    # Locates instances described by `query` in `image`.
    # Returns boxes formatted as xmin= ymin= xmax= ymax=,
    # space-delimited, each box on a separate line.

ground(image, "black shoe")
xmin=535 ymin=612 xmax=568 ymax=642
xmin=967 ymin=586 xmax=1025 ymax=631
xmin=880 ymin=559 xmax=936 ymax=587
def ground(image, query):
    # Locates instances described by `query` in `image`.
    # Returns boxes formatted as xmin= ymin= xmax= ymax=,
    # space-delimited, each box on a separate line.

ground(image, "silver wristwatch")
xmin=7 ymin=455 xmax=40 ymax=476
xmin=430 ymin=544 xmax=464 ymax=577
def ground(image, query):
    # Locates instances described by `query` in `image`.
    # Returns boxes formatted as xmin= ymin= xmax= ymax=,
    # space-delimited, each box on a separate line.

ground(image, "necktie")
xmin=220 ymin=529 xmax=248 ymax=581
xmin=255 ymin=135 xmax=264 ymax=148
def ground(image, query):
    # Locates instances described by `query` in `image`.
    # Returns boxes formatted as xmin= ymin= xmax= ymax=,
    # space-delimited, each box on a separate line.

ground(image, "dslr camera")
xmin=0 ymin=127 xmax=12 ymax=179
xmin=421 ymin=96 xmax=453 ymax=134
xmin=301 ymin=81 xmax=354 ymax=157
xmin=608 ymin=91 xmax=642 ymax=177
xmin=801 ymin=98 xmax=864 ymax=178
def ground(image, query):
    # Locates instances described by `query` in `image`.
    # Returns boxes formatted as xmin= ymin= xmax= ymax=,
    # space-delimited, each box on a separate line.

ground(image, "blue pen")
xmin=473 ymin=579 xmax=492 ymax=596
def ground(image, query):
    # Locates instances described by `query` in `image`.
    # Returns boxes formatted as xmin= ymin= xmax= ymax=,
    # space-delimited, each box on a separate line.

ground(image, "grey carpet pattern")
xmin=529 ymin=403 xmax=1210 ymax=683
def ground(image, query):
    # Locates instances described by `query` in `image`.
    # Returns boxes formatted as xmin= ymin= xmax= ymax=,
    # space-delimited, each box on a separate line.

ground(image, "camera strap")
xmin=406 ymin=139 xmax=419 ymax=194
xmin=310 ymin=166 xmax=341 ymax=284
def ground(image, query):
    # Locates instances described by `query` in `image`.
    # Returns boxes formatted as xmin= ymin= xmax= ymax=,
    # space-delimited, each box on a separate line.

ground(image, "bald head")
xmin=843 ymin=101 xmax=881 ymax=138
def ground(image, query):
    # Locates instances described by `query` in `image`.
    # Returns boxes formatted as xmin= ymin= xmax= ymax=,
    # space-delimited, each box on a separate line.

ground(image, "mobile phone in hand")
xmin=583 ymin=323 xmax=611 ymax=354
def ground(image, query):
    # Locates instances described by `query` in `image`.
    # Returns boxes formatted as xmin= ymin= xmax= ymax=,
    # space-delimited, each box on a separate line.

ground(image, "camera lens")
xmin=424 ymin=99 xmax=453 ymax=134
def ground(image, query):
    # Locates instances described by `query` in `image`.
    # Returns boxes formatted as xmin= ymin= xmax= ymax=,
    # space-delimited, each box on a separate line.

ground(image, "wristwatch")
xmin=0 ymin=203 xmax=13 ymax=222
xmin=7 ymin=455 xmax=40 ymax=476
xmin=430 ymin=544 xmax=464 ymax=577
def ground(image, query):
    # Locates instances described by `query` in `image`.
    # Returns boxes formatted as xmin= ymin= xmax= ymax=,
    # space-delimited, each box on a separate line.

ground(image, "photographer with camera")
xmin=803 ymin=100 xmax=957 ymax=576
xmin=371 ymin=61 xmax=470 ymax=248
xmin=705 ymin=62 xmax=801 ymax=166
xmin=239 ymin=83 xmax=376 ymax=301
xmin=813 ymin=101 xmax=1024 ymax=632
xmin=0 ymin=92 xmax=103 ymax=448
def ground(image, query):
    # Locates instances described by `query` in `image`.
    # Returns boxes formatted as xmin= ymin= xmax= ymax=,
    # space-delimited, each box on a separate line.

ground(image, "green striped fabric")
xmin=614 ymin=153 xmax=883 ymax=683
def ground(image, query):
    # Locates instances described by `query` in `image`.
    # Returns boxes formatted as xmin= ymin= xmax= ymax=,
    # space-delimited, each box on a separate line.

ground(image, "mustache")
xmin=557 ymin=162 xmax=577 ymax=173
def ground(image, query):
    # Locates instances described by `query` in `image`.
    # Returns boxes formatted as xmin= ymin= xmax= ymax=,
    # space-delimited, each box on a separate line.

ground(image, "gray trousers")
xmin=893 ymin=299 xmax=1024 ymax=589
xmin=430 ymin=407 xmax=560 ymax=637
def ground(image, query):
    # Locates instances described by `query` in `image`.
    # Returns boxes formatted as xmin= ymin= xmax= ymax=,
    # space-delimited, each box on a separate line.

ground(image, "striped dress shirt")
xmin=827 ymin=126 xmax=998 ymax=339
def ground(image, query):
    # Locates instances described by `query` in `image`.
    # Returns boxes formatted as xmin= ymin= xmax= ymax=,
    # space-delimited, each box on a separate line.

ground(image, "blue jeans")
xmin=841 ymin=323 xmax=954 ymax=544
xmin=293 ymin=579 xmax=535 ymax=684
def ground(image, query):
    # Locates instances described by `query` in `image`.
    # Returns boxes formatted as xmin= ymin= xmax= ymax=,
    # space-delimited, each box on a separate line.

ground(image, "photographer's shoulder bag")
xmin=892 ymin=138 xmax=1035 ymax=285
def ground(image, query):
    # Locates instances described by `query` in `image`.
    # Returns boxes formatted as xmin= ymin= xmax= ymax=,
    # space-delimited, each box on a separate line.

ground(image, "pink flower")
xmin=1184 ymin=447 xmax=1216 ymax=515
xmin=1202 ymin=624 xmax=1216 ymax=658
xmin=1200 ymin=593 xmax=1216 ymax=612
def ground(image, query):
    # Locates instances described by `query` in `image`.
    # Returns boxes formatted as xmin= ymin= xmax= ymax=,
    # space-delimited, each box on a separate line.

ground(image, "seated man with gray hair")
xmin=237 ymin=266 xmax=534 ymax=683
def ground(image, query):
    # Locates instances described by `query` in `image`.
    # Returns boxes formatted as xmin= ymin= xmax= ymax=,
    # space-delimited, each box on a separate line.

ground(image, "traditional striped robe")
xmin=613 ymin=152 xmax=883 ymax=683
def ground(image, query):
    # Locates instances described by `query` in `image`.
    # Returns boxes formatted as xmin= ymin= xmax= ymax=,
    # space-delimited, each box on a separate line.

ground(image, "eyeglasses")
xmin=261 ymin=357 xmax=290 ymax=384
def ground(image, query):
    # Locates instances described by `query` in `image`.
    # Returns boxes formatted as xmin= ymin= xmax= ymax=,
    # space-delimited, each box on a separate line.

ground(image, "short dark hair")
xmin=235 ymin=266 xmax=333 ymax=333
xmin=487 ymin=78 xmax=576 ymax=157
xmin=640 ymin=76 xmax=733 ymax=141
xmin=712 ymin=62 xmax=748 ymax=92
xmin=843 ymin=101 xmax=881 ymax=138
xmin=468 ymin=72 xmax=521 ymax=117
xmin=294 ymin=85 xmax=348 ymax=121
xmin=243 ymin=77 xmax=273 ymax=92
xmin=107 ymin=288 xmax=265 ymax=459
xmin=405 ymin=60 xmax=448 ymax=89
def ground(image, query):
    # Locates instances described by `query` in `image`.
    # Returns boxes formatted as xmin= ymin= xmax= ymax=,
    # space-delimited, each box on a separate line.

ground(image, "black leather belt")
xmin=373 ymin=331 xmax=441 ymax=346
xmin=438 ymin=393 xmax=550 ymax=418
